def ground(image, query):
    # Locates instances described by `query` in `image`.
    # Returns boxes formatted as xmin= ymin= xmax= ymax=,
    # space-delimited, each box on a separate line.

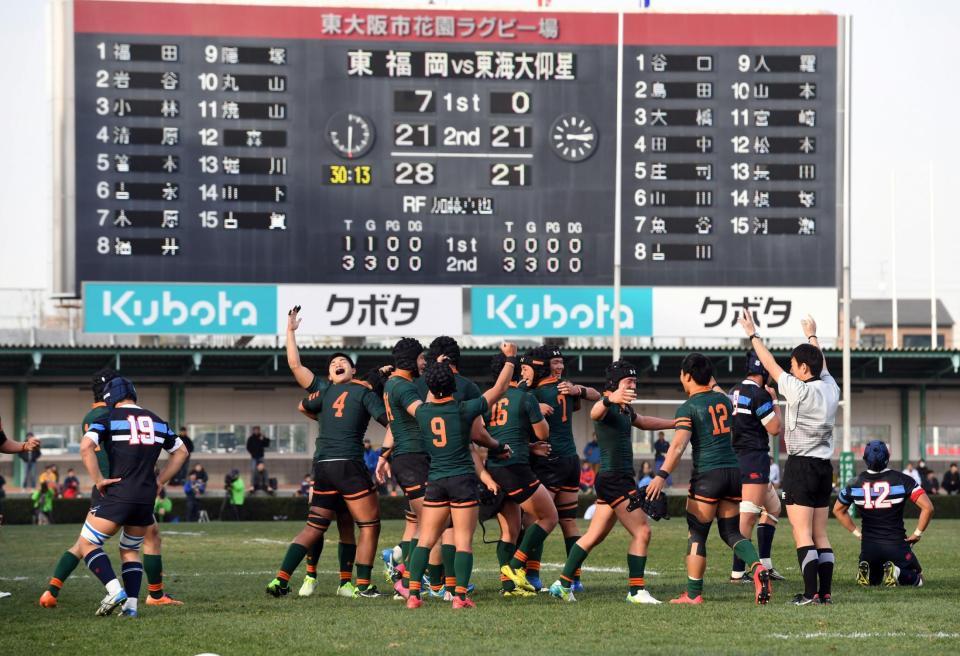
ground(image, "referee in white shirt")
xmin=738 ymin=310 xmax=840 ymax=605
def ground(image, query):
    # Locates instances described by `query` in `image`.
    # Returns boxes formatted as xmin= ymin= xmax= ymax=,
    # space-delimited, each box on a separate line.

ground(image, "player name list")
xmin=73 ymin=2 xmax=838 ymax=288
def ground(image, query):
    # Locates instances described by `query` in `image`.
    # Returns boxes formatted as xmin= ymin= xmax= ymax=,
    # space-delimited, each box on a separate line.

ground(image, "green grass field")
xmin=1 ymin=518 xmax=957 ymax=655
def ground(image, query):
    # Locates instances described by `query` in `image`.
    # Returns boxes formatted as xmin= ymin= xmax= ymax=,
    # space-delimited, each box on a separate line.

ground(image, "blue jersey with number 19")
xmin=83 ymin=403 xmax=183 ymax=505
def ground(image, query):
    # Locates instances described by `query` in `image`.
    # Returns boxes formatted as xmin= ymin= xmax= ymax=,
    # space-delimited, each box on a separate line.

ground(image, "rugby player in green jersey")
xmin=644 ymin=353 xmax=771 ymax=605
xmin=267 ymin=306 xmax=378 ymax=599
xmin=549 ymin=360 xmax=675 ymax=605
xmin=482 ymin=353 xmax=555 ymax=597
xmin=403 ymin=343 xmax=517 ymax=610
xmin=40 ymin=369 xmax=182 ymax=609
xmin=522 ymin=345 xmax=601 ymax=592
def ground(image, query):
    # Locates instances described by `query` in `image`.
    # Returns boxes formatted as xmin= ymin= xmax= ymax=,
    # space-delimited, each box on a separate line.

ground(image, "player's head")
xmin=423 ymin=360 xmax=456 ymax=399
xmin=328 ymin=352 xmax=355 ymax=383
xmin=520 ymin=346 xmax=551 ymax=386
xmin=680 ymin=352 xmax=713 ymax=394
xmin=429 ymin=336 xmax=461 ymax=368
xmin=863 ymin=440 xmax=891 ymax=472
xmin=91 ymin=367 xmax=119 ymax=402
xmin=604 ymin=359 xmax=638 ymax=393
xmin=745 ymin=349 xmax=769 ymax=385
xmin=545 ymin=344 xmax=565 ymax=377
xmin=102 ymin=376 xmax=137 ymax=406
xmin=789 ymin=343 xmax=823 ymax=380
xmin=392 ymin=337 xmax=424 ymax=375
xmin=490 ymin=353 xmax=521 ymax=383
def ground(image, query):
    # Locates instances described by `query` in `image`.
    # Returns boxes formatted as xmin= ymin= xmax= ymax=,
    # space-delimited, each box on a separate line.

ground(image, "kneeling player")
xmin=71 ymin=377 xmax=188 ymax=617
xmin=833 ymin=440 xmax=933 ymax=587
xmin=549 ymin=360 xmax=675 ymax=604
xmin=403 ymin=346 xmax=516 ymax=609
xmin=645 ymin=353 xmax=770 ymax=605
xmin=483 ymin=353 xmax=556 ymax=597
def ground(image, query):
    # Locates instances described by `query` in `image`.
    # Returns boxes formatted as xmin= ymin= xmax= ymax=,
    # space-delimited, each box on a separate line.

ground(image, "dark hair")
xmin=429 ymin=336 xmax=461 ymax=366
xmin=392 ymin=337 xmax=424 ymax=372
xmin=328 ymin=352 xmax=355 ymax=369
xmin=424 ymin=360 xmax=457 ymax=398
xmin=91 ymin=367 xmax=118 ymax=402
xmin=790 ymin=343 xmax=823 ymax=378
xmin=680 ymin=352 xmax=714 ymax=386
xmin=490 ymin=353 xmax=520 ymax=382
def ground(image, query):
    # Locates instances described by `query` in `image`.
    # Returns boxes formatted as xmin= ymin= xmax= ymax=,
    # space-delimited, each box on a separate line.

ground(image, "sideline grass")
xmin=1 ymin=519 xmax=957 ymax=655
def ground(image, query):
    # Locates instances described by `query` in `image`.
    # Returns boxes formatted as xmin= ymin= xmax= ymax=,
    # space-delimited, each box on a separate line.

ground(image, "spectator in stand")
xmin=583 ymin=434 xmax=601 ymax=473
xmin=174 ymin=427 xmax=194 ymax=485
xmin=32 ymin=481 xmax=55 ymax=525
xmin=921 ymin=470 xmax=940 ymax=495
xmin=653 ymin=431 xmax=672 ymax=486
xmin=223 ymin=469 xmax=245 ymax=521
xmin=250 ymin=461 xmax=277 ymax=496
xmin=917 ymin=459 xmax=931 ymax=481
xmin=38 ymin=464 xmax=58 ymax=491
xmin=769 ymin=457 xmax=782 ymax=489
xmin=942 ymin=463 xmax=960 ymax=495
xmin=296 ymin=472 xmax=312 ymax=497
xmin=902 ymin=462 xmax=922 ymax=485
xmin=579 ymin=461 xmax=595 ymax=493
xmin=19 ymin=432 xmax=41 ymax=488
xmin=154 ymin=487 xmax=173 ymax=522
xmin=192 ymin=463 xmax=209 ymax=485
xmin=184 ymin=472 xmax=205 ymax=521
xmin=637 ymin=460 xmax=654 ymax=487
xmin=246 ymin=426 xmax=271 ymax=480
xmin=61 ymin=468 xmax=81 ymax=499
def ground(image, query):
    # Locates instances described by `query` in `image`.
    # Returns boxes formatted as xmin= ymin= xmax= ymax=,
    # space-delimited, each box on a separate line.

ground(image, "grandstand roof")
xmin=851 ymin=299 xmax=953 ymax=328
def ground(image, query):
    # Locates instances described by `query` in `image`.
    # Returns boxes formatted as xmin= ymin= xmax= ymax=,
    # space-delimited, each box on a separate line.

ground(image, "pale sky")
xmin=0 ymin=0 xmax=956 ymax=329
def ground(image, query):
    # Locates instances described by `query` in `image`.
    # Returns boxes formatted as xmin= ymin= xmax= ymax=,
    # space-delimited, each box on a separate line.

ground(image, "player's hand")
xmin=375 ymin=457 xmax=392 ymax=485
xmin=287 ymin=305 xmax=302 ymax=332
xmin=500 ymin=341 xmax=518 ymax=358
xmin=765 ymin=385 xmax=778 ymax=400
xmin=557 ymin=380 xmax=576 ymax=396
xmin=96 ymin=477 xmax=121 ymax=493
xmin=645 ymin=476 xmax=665 ymax=499
xmin=23 ymin=436 xmax=41 ymax=451
xmin=539 ymin=403 xmax=554 ymax=417
xmin=484 ymin=478 xmax=500 ymax=495
xmin=801 ymin=314 xmax=817 ymax=338
xmin=610 ymin=387 xmax=636 ymax=405
xmin=906 ymin=534 xmax=921 ymax=545
xmin=530 ymin=441 xmax=551 ymax=457
xmin=379 ymin=365 xmax=394 ymax=375
xmin=737 ymin=306 xmax=757 ymax=336
xmin=495 ymin=444 xmax=513 ymax=460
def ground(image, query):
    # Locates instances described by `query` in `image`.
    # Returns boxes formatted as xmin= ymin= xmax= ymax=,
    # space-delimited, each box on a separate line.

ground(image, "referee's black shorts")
xmin=782 ymin=455 xmax=833 ymax=508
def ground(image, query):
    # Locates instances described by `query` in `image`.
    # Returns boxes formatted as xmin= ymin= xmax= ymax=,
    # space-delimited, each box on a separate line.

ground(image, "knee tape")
xmin=739 ymin=500 xmax=763 ymax=515
xmin=686 ymin=513 xmax=710 ymax=557
xmin=119 ymin=529 xmax=145 ymax=552
xmin=81 ymin=521 xmax=111 ymax=547
xmin=718 ymin=516 xmax=744 ymax=548
xmin=356 ymin=519 xmax=381 ymax=530
xmin=405 ymin=510 xmax=419 ymax=523
xmin=307 ymin=513 xmax=332 ymax=530
xmin=557 ymin=502 xmax=578 ymax=520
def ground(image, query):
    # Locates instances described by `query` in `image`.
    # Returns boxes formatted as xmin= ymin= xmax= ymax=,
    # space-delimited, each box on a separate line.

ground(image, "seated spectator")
xmin=192 ymin=463 xmax=209 ymax=484
xmin=296 ymin=472 xmax=312 ymax=497
xmin=921 ymin=471 xmax=940 ymax=495
xmin=32 ymin=481 xmax=55 ymax=525
xmin=250 ymin=461 xmax=276 ymax=496
xmin=154 ymin=487 xmax=173 ymax=522
xmin=184 ymin=473 xmax=205 ymax=521
xmin=902 ymin=462 xmax=921 ymax=485
xmin=942 ymin=462 xmax=960 ymax=495
xmin=61 ymin=468 xmax=81 ymax=499
xmin=579 ymin=461 xmax=595 ymax=493
xmin=637 ymin=460 xmax=654 ymax=487
xmin=583 ymin=435 xmax=601 ymax=473
xmin=38 ymin=465 xmax=59 ymax=492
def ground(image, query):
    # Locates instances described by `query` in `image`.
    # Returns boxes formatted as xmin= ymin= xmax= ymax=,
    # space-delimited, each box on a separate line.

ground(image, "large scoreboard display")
xmin=71 ymin=1 xmax=842 ymax=337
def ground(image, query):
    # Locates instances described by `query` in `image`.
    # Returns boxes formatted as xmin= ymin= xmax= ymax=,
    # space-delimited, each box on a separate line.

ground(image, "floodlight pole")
xmin=612 ymin=11 xmax=624 ymax=362
xmin=840 ymin=16 xmax=852 ymax=453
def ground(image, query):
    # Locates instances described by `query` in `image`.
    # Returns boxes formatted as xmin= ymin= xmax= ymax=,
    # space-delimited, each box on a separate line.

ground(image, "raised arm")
xmin=481 ymin=342 xmax=518 ymax=406
xmin=737 ymin=307 xmax=785 ymax=381
xmin=801 ymin=314 xmax=829 ymax=376
xmin=285 ymin=305 xmax=316 ymax=389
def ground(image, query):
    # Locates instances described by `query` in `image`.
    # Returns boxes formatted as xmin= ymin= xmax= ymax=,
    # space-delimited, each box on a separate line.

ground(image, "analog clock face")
xmin=550 ymin=113 xmax=598 ymax=162
xmin=326 ymin=112 xmax=375 ymax=159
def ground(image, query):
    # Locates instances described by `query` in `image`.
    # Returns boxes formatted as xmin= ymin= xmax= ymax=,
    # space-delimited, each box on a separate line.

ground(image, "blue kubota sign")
xmin=84 ymin=283 xmax=277 ymax=334
xmin=470 ymin=287 xmax=653 ymax=336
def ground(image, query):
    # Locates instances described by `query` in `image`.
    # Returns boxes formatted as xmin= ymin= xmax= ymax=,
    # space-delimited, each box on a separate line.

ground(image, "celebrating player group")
xmin=36 ymin=305 xmax=934 ymax=616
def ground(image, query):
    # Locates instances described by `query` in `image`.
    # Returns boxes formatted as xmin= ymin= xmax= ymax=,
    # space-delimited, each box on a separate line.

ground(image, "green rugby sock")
xmin=306 ymin=539 xmax=323 ymax=577
xmin=408 ymin=546 xmax=430 ymax=599
xmin=687 ymin=577 xmax=704 ymax=598
xmin=428 ymin=563 xmax=444 ymax=592
xmin=48 ymin=551 xmax=81 ymax=597
xmin=338 ymin=542 xmax=356 ymax=586
xmin=560 ymin=544 xmax=588 ymax=589
xmin=511 ymin=525 xmax=548 ymax=570
xmin=355 ymin=564 xmax=373 ymax=590
xmin=454 ymin=551 xmax=474 ymax=600
xmin=525 ymin=540 xmax=543 ymax=574
xmin=628 ymin=554 xmax=647 ymax=594
xmin=497 ymin=541 xmax=517 ymax=592
xmin=733 ymin=540 xmax=761 ymax=571
xmin=564 ymin=536 xmax=582 ymax=581
xmin=276 ymin=544 xmax=308 ymax=588
xmin=441 ymin=544 xmax=457 ymax=593
xmin=143 ymin=554 xmax=164 ymax=599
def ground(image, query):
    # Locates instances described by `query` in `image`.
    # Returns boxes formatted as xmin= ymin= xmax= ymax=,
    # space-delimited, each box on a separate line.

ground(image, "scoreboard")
xmin=69 ymin=1 xmax=842 ymax=337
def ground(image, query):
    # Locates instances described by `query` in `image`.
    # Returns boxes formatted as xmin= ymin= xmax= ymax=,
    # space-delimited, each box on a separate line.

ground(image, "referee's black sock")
xmin=797 ymin=546 xmax=819 ymax=599
xmin=817 ymin=548 xmax=834 ymax=598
